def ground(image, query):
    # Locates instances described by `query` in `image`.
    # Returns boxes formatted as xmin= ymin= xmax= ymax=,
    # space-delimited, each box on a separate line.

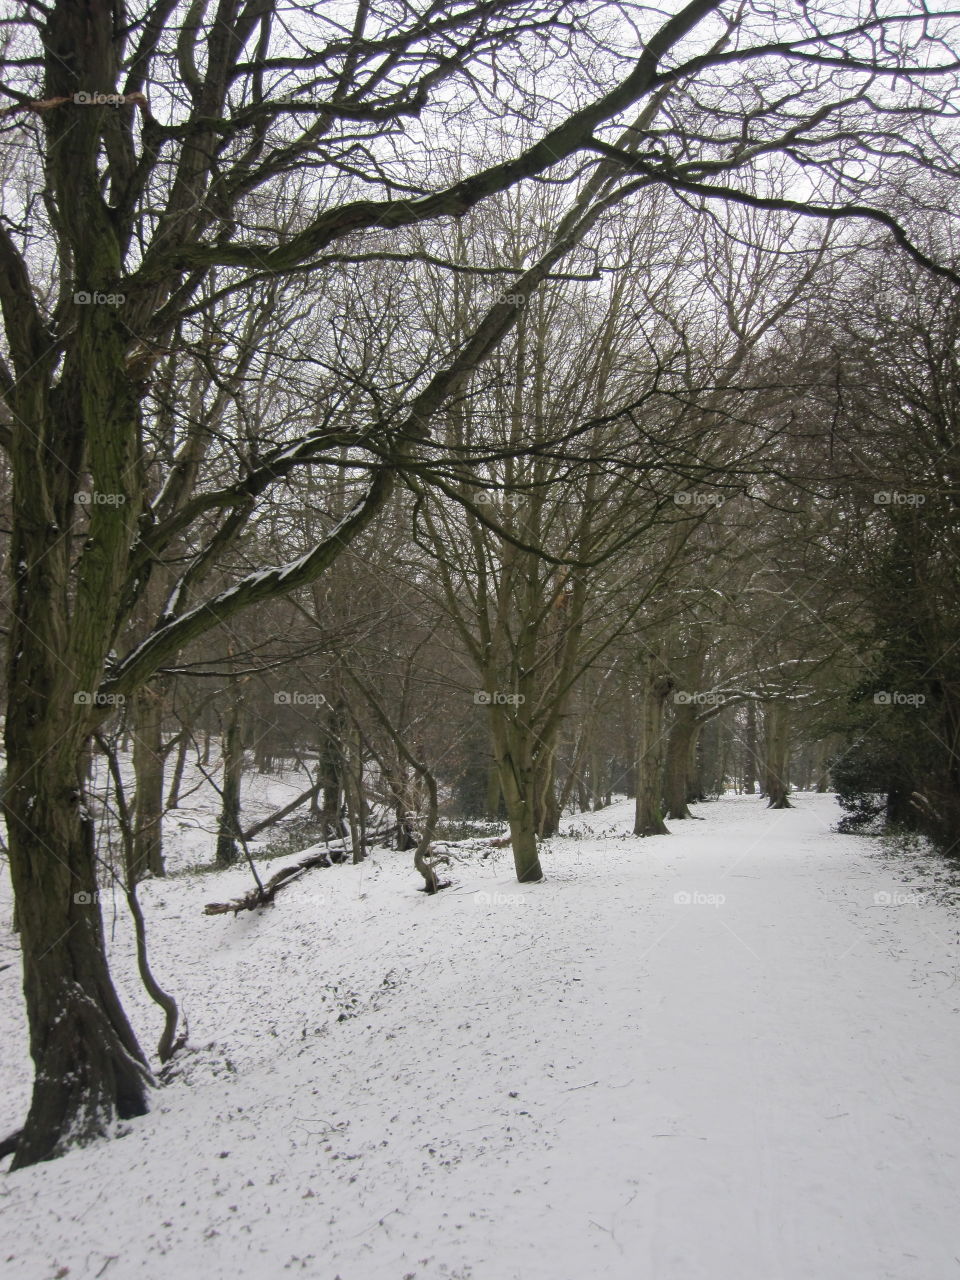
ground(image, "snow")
xmin=2 ymin=792 xmax=960 ymax=1279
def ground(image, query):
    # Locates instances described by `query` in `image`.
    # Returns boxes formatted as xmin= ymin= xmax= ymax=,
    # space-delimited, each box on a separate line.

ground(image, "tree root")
xmin=0 ymin=1127 xmax=23 ymax=1160
xmin=414 ymin=846 xmax=451 ymax=894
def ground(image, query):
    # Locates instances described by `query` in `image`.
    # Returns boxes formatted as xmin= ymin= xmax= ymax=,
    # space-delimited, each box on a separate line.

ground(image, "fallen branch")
xmin=242 ymin=781 xmax=322 ymax=841
xmin=203 ymin=847 xmax=346 ymax=915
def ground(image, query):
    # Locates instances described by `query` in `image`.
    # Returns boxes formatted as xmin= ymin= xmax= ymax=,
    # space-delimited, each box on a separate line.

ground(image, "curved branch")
xmin=104 ymin=464 xmax=395 ymax=697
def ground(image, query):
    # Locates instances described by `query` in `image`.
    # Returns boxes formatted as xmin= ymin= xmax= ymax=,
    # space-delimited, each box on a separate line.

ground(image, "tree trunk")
xmin=715 ymin=717 xmax=728 ymax=797
xmin=486 ymin=763 xmax=504 ymax=821
xmin=216 ymin=682 xmax=245 ymax=866
xmin=534 ymin=748 xmax=561 ymax=837
xmin=502 ymin=778 xmax=542 ymax=881
xmin=742 ymin=701 xmax=758 ymax=795
xmin=664 ymin=704 xmax=699 ymax=820
xmin=343 ymin=720 xmax=366 ymax=863
xmin=687 ymin=731 xmax=704 ymax=804
xmin=634 ymin=669 xmax=673 ymax=836
xmin=813 ymin=738 xmax=831 ymax=792
xmin=2 ymin=240 xmax=151 ymax=1164
xmin=316 ymin=702 xmax=346 ymax=839
xmin=131 ymin=683 xmax=166 ymax=882
xmin=763 ymin=701 xmax=792 ymax=809
xmin=491 ymin=716 xmax=543 ymax=882
xmin=3 ymin=737 xmax=152 ymax=1169
xmin=166 ymin=729 xmax=190 ymax=810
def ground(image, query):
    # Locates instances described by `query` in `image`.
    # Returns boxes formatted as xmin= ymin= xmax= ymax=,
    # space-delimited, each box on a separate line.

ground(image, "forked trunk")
xmin=3 ymin=345 xmax=151 ymax=1164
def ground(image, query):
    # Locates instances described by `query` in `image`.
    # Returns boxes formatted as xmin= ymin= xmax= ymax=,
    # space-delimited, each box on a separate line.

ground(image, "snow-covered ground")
xmin=2 ymin=792 xmax=960 ymax=1279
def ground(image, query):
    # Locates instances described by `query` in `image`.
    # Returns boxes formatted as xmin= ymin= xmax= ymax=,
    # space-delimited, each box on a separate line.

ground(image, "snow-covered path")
xmin=2 ymin=793 xmax=960 ymax=1279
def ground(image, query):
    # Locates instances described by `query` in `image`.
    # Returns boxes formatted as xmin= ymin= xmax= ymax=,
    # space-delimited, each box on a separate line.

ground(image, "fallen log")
xmin=204 ymin=848 xmax=345 ymax=916
xmin=241 ymin=781 xmax=322 ymax=841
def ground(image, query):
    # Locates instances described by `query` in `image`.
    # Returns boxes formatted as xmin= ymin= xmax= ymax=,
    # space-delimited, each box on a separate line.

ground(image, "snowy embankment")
xmin=2 ymin=793 xmax=959 ymax=1280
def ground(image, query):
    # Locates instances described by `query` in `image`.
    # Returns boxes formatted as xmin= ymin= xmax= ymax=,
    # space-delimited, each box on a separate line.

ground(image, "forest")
xmin=0 ymin=3 xmax=959 ymax=1276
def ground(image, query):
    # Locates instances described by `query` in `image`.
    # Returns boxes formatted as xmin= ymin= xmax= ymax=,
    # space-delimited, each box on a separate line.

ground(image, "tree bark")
xmin=316 ymin=701 xmax=346 ymax=840
xmin=534 ymin=748 xmax=561 ymax=838
xmin=763 ymin=701 xmax=792 ymax=809
xmin=634 ymin=669 xmax=674 ymax=836
xmin=165 ymin=729 xmax=190 ymax=810
xmin=216 ymin=682 xmax=245 ymax=866
xmin=491 ymin=715 xmax=543 ymax=882
xmin=664 ymin=704 xmax=699 ymax=820
xmin=341 ymin=719 xmax=366 ymax=864
xmin=1 ymin=126 xmax=151 ymax=1164
xmin=486 ymin=763 xmax=504 ymax=821
xmin=131 ymin=682 xmax=166 ymax=882
xmin=3 ymin=743 xmax=152 ymax=1168
xmin=742 ymin=700 xmax=758 ymax=795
